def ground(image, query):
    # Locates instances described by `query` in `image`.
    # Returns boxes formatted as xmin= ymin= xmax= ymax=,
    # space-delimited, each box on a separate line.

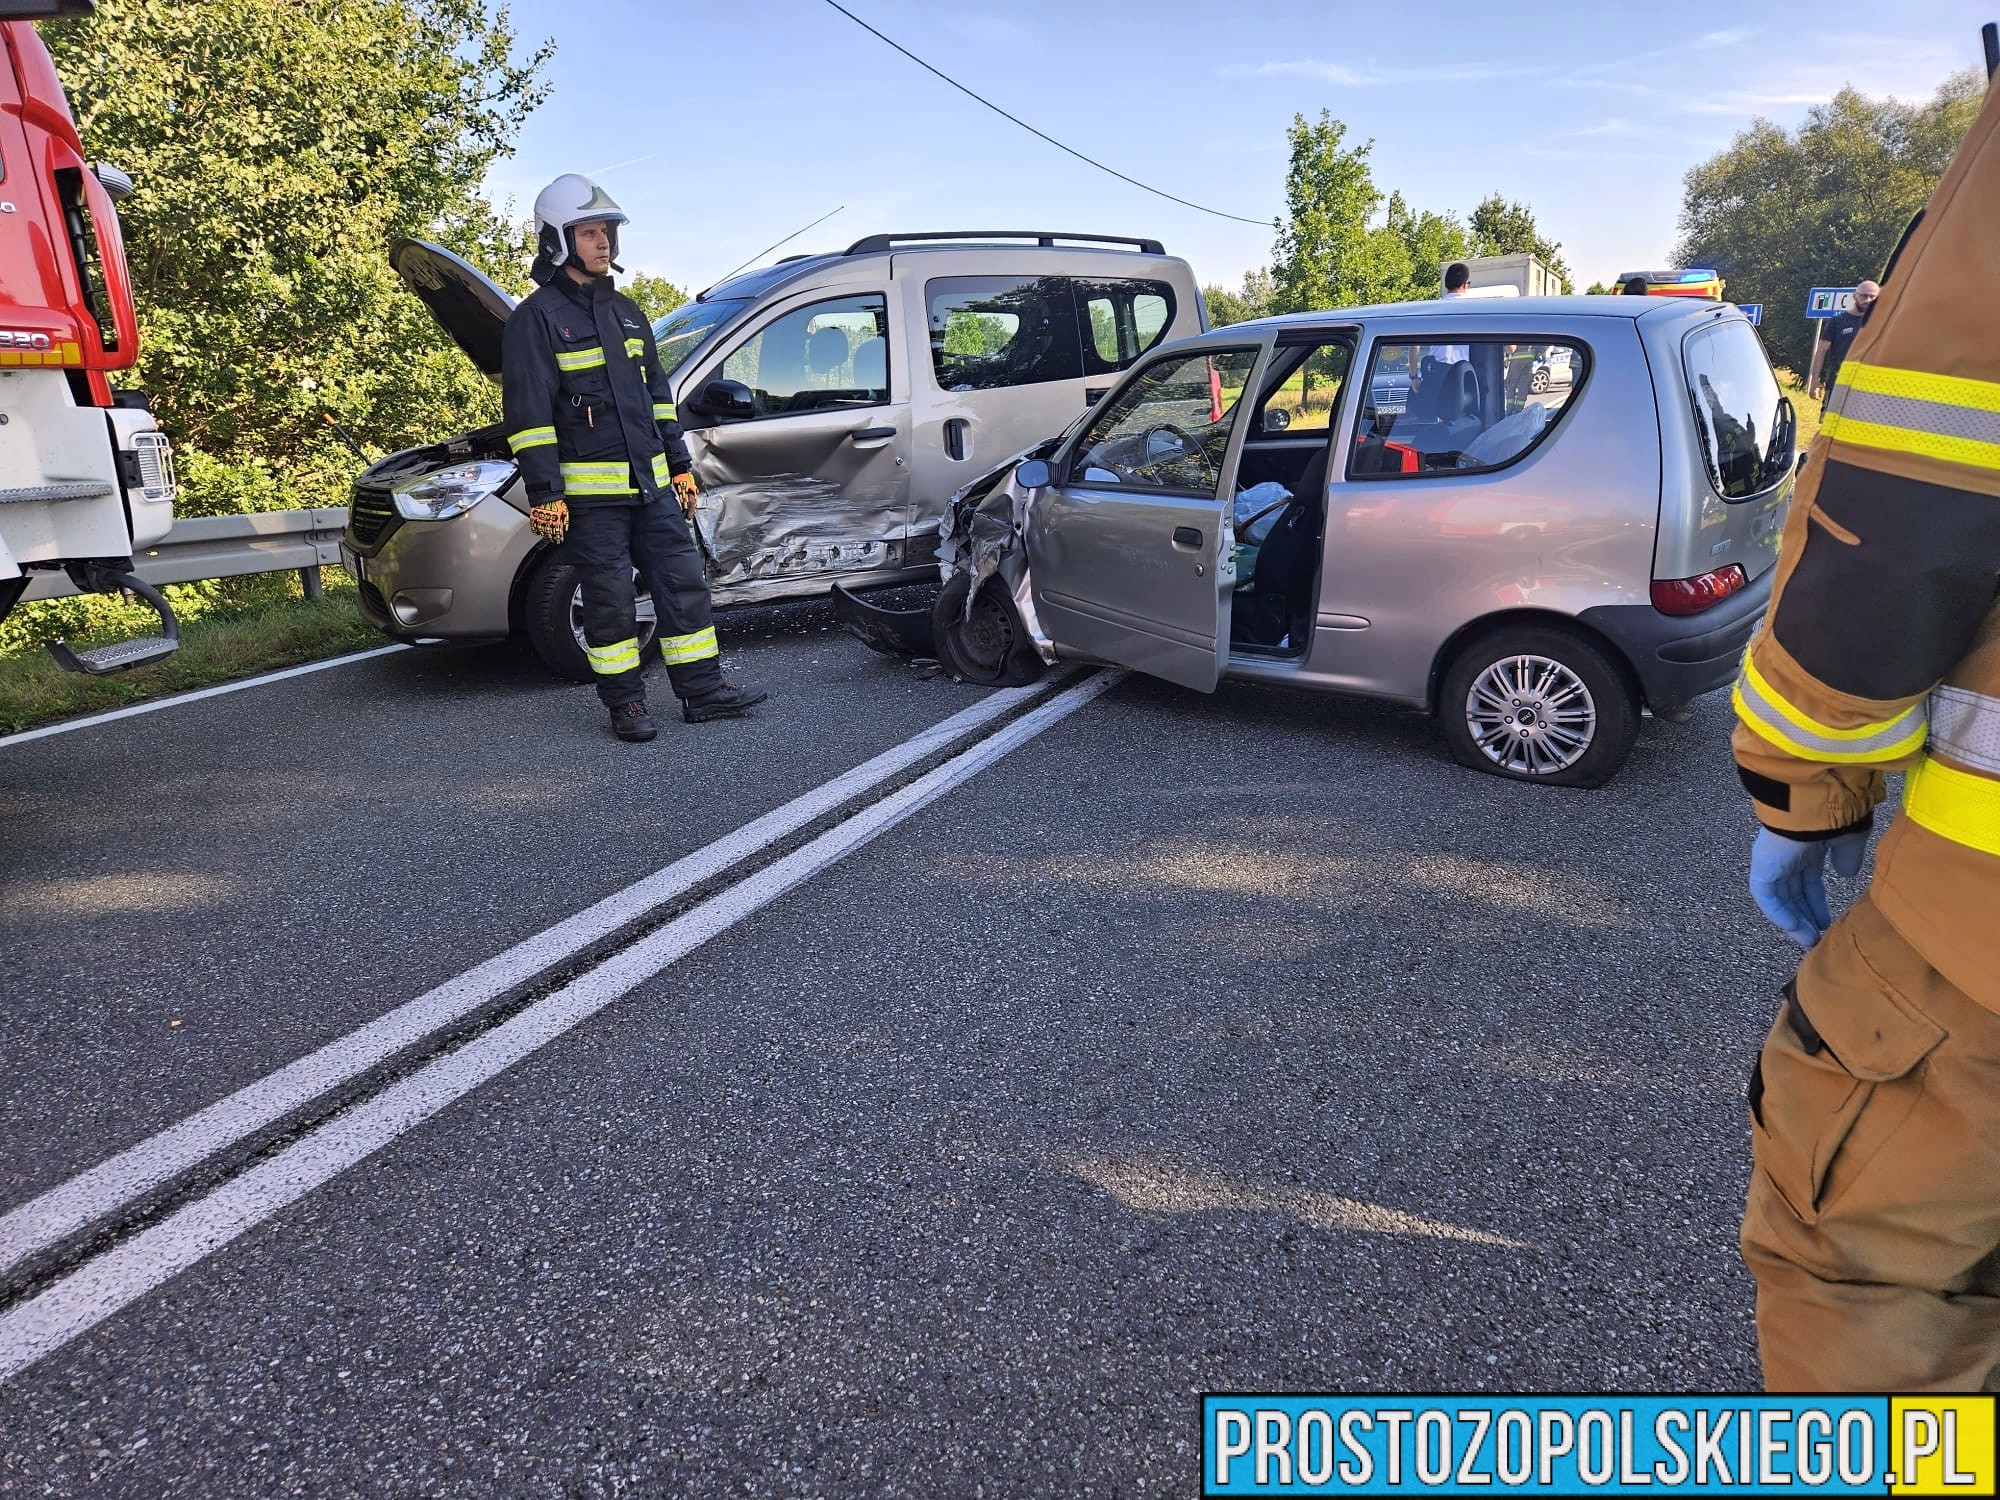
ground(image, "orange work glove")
xmin=527 ymin=498 xmax=569 ymax=543
xmin=672 ymin=471 xmax=699 ymax=514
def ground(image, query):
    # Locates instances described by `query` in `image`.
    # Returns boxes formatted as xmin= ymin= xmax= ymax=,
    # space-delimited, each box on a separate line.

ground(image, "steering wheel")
xmin=1137 ymin=422 xmax=1213 ymax=485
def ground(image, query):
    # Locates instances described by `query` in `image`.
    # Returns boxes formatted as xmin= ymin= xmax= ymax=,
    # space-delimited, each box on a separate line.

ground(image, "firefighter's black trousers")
xmin=567 ymin=498 xmax=722 ymax=709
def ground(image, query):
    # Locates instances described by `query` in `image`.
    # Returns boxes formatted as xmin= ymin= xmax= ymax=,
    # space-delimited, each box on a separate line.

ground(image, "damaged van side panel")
xmin=695 ymin=407 xmax=927 ymax=605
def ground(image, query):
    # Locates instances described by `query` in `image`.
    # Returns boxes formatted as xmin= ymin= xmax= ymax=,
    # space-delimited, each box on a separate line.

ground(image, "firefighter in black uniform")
xmin=502 ymin=173 xmax=765 ymax=741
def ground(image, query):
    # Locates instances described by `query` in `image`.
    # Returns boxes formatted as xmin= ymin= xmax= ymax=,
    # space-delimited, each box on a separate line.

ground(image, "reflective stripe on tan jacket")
xmin=1732 ymin=71 xmax=2000 ymax=1009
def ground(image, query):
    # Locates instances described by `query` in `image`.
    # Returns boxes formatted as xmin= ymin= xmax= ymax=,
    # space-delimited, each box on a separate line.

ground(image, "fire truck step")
xmin=45 ymin=571 xmax=180 ymax=675
xmin=48 ymin=634 xmax=177 ymax=675
xmin=0 ymin=481 xmax=117 ymax=504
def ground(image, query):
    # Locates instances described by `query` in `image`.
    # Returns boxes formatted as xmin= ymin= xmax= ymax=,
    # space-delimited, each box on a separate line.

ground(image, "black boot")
xmin=681 ymin=679 xmax=768 ymax=723
xmin=609 ymin=699 xmax=658 ymax=742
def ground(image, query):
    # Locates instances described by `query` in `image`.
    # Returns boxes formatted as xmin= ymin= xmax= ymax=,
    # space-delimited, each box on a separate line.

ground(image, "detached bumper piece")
xmin=46 ymin=570 xmax=180 ymax=675
xmin=832 ymin=583 xmax=935 ymax=658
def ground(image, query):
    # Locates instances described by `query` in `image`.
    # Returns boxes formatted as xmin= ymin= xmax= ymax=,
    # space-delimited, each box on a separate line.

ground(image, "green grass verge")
xmin=0 ymin=580 xmax=383 ymax=735
xmin=1776 ymin=366 xmax=1822 ymax=451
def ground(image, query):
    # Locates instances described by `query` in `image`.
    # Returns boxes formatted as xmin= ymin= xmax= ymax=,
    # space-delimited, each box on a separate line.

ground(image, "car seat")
xmin=1233 ymin=442 xmax=1330 ymax=650
xmin=807 ymin=325 xmax=851 ymax=386
xmin=850 ymin=335 xmax=886 ymax=394
xmin=1402 ymin=360 xmax=1483 ymax=457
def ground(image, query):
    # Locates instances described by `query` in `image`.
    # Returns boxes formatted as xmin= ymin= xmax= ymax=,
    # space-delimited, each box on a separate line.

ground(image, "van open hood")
xmin=390 ymin=238 xmax=516 ymax=380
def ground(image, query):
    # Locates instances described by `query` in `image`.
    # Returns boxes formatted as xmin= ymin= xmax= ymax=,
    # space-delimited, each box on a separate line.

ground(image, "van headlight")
xmin=391 ymin=460 xmax=516 ymax=520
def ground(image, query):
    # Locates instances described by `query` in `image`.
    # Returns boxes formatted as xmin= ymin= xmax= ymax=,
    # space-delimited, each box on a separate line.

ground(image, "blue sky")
xmin=485 ymin=0 xmax=1993 ymax=298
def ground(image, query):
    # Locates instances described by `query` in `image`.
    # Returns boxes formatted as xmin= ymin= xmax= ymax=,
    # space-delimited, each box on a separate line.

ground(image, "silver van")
xmin=843 ymin=296 xmax=1795 ymax=786
xmin=342 ymin=232 xmax=1206 ymax=677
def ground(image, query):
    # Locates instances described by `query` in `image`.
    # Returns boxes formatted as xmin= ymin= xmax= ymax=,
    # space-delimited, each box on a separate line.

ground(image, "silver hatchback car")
xmin=842 ymin=296 xmax=1796 ymax=786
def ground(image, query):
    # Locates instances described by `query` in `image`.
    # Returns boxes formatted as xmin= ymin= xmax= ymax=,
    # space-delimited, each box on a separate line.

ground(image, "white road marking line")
xmin=0 ymin=670 xmax=1120 ymax=1384
xmin=0 ymin=644 xmax=413 ymax=749
xmin=0 ymin=673 xmax=1069 ymax=1280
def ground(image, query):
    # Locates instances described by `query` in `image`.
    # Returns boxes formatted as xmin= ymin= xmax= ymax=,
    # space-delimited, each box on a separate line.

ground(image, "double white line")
xmin=0 ymin=670 xmax=1119 ymax=1384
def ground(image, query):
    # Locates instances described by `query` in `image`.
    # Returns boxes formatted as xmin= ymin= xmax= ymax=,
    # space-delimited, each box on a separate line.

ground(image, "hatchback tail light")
xmin=1651 ymin=564 xmax=1747 ymax=616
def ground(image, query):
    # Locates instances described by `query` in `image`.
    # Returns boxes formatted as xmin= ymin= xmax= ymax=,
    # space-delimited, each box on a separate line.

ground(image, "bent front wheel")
xmin=931 ymin=574 xmax=1044 ymax=687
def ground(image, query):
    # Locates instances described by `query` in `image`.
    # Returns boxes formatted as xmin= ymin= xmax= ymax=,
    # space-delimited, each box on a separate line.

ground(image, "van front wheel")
xmin=1439 ymin=626 xmax=1638 ymax=787
xmin=521 ymin=552 xmax=659 ymax=683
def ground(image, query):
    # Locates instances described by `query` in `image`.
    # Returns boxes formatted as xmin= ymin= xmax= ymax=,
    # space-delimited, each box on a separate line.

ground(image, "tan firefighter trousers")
xmin=1743 ymin=894 xmax=2000 ymax=1390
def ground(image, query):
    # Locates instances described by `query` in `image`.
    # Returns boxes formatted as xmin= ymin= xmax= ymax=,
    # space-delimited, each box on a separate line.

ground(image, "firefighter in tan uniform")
xmin=1734 ymin=65 xmax=2000 ymax=1390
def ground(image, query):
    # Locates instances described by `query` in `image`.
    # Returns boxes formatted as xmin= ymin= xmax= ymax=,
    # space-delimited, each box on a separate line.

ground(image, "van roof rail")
xmin=842 ymin=230 xmax=1166 ymax=256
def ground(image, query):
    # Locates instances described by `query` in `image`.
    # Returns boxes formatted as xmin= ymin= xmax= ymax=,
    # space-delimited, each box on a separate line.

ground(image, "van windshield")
xmin=653 ymin=298 xmax=749 ymax=377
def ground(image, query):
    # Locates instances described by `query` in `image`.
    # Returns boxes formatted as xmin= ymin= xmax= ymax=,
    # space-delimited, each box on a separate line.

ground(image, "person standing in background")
xmin=1807 ymin=279 xmax=1880 ymax=408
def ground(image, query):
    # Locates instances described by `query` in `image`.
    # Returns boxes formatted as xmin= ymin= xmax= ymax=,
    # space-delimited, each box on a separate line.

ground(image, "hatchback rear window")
xmin=1682 ymin=320 xmax=1794 ymax=499
xmin=1348 ymin=338 xmax=1588 ymax=478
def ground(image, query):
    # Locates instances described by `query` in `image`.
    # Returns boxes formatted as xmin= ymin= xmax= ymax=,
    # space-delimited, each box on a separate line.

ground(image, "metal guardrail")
xmin=20 ymin=506 xmax=347 ymax=602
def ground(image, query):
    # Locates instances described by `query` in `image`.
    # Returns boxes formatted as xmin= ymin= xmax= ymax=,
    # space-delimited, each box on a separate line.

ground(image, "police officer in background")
xmin=503 ymin=174 xmax=764 ymax=741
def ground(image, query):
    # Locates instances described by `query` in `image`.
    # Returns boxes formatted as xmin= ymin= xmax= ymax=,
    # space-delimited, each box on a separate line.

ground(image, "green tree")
xmin=1674 ymin=71 xmax=1981 ymax=370
xmin=1386 ymin=192 xmax=1472 ymax=298
xmin=1202 ymin=267 xmax=1275 ymax=327
xmin=1469 ymin=193 xmax=1573 ymax=292
xmin=1270 ymin=111 xmax=1411 ymax=317
xmin=623 ymin=272 xmax=690 ymax=322
xmin=44 ymin=0 xmax=551 ymax=517
xmin=1584 ymin=280 xmax=1612 ymax=295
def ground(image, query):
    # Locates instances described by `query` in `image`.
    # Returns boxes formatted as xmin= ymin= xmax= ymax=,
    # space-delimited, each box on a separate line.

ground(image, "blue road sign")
xmin=1806 ymin=286 xmax=1856 ymax=318
xmin=1739 ymin=303 xmax=1763 ymax=325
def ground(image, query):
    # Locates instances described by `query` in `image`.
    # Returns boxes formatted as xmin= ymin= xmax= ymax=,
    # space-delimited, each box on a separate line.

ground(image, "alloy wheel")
xmin=569 ymin=571 xmax=658 ymax=657
xmin=1464 ymin=653 xmax=1598 ymax=775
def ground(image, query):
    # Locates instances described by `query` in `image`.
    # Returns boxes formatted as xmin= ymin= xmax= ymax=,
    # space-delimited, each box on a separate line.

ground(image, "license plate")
xmin=342 ymin=546 xmax=364 ymax=581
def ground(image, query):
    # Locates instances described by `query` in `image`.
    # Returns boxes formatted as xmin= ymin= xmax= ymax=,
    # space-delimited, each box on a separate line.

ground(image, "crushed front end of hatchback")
xmin=832 ymin=433 xmax=1065 ymax=686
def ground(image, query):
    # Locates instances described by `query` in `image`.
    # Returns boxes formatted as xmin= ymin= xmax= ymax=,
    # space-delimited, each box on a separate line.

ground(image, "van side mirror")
xmin=1262 ymin=407 xmax=1291 ymax=433
xmin=689 ymin=378 xmax=756 ymax=422
xmin=1014 ymin=459 xmax=1051 ymax=490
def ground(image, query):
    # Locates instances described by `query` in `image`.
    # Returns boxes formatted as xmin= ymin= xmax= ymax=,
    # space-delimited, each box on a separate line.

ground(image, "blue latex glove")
xmin=1749 ymin=826 xmax=1870 ymax=949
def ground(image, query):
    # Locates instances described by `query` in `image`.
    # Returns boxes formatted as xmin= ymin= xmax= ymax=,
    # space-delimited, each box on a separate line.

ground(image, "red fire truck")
xmin=0 ymin=0 xmax=176 ymax=674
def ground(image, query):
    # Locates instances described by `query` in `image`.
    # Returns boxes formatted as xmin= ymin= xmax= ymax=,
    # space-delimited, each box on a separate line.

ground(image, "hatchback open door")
xmin=1023 ymin=345 xmax=1263 ymax=691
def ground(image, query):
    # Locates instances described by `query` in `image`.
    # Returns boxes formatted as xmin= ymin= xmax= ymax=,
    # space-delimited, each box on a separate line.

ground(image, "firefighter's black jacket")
xmin=501 ymin=270 xmax=692 ymax=507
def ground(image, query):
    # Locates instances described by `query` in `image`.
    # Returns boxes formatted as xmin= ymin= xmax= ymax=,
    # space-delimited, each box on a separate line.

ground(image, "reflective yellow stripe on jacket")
xmin=1823 ymin=362 xmax=2000 ymax=473
xmin=585 ymin=637 xmax=642 ymax=676
xmin=507 ymin=426 xmax=557 ymax=453
xmin=1897 ymin=687 xmax=2000 ymax=855
xmin=653 ymin=403 xmax=676 ymax=421
xmin=1731 ymin=651 xmax=1929 ymax=764
xmin=651 ymin=453 xmax=672 ymax=487
xmin=625 ymin=338 xmax=645 ymax=361
xmin=659 ymin=626 xmax=718 ymax=665
xmin=555 ymin=346 xmax=606 ymax=372
xmin=560 ymin=461 xmax=635 ymax=496
xmin=1906 ymin=756 xmax=2000 ymax=857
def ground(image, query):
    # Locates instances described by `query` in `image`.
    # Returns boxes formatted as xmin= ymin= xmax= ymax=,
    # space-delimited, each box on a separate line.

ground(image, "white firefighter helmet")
xmin=532 ymin=173 xmax=628 ymax=272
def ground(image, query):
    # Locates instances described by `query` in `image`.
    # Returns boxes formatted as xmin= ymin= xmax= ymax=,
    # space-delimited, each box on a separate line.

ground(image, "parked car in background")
xmin=1529 ymin=346 xmax=1574 ymax=392
xmin=345 ymin=232 xmax=1204 ymax=678
xmin=841 ymin=296 xmax=1796 ymax=787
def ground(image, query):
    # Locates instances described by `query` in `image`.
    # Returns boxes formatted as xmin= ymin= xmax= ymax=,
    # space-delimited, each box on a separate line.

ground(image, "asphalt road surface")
xmin=0 ymin=596 xmax=1819 ymax=1496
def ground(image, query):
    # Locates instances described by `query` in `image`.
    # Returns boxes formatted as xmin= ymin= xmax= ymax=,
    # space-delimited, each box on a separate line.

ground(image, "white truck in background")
xmin=1449 ymin=253 xmax=1564 ymax=299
